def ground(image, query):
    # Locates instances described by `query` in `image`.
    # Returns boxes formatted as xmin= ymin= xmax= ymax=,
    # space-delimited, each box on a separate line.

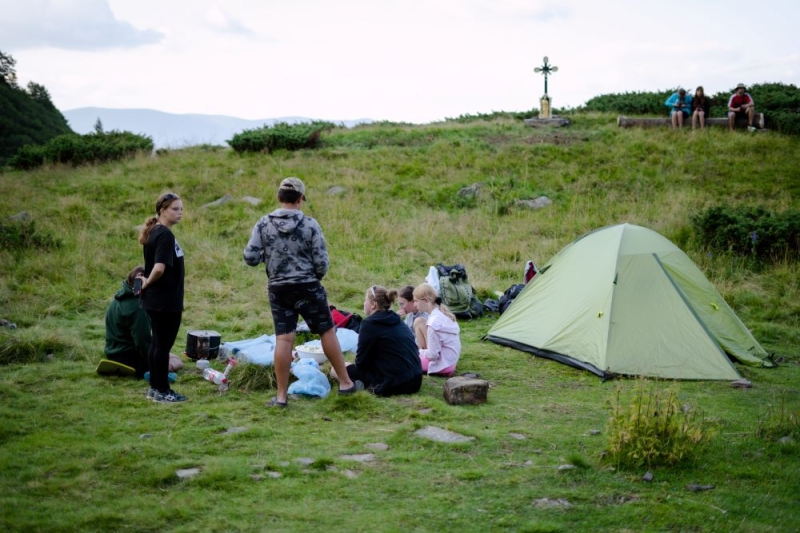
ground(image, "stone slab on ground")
xmin=443 ymin=376 xmax=490 ymax=405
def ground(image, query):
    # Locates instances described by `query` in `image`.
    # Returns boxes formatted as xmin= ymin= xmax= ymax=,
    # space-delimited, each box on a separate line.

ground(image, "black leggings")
xmin=146 ymin=310 xmax=182 ymax=392
xmin=346 ymin=365 xmax=423 ymax=397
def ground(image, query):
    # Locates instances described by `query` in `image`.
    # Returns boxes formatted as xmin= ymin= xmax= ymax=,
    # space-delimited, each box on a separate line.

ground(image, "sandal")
xmin=266 ymin=397 xmax=288 ymax=408
xmin=338 ymin=380 xmax=365 ymax=395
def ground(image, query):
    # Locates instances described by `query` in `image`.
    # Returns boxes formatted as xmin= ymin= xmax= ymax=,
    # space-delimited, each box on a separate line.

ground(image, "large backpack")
xmin=436 ymin=263 xmax=483 ymax=319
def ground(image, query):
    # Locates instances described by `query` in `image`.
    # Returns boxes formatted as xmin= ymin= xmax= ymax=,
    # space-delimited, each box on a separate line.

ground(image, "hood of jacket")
xmin=366 ymin=309 xmax=404 ymax=327
xmin=268 ymin=208 xmax=306 ymax=235
xmin=114 ymin=280 xmax=136 ymax=301
xmin=428 ymin=308 xmax=460 ymax=335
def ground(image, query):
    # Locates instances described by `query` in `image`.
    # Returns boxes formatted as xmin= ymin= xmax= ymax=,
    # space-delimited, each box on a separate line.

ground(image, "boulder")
xmin=443 ymin=376 xmax=489 ymax=405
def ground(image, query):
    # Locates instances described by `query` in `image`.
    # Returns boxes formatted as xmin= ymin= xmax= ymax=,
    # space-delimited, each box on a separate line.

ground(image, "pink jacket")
xmin=419 ymin=308 xmax=461 ymax=374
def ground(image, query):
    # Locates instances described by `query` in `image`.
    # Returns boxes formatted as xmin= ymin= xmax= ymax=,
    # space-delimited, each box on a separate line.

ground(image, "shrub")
xmin=0 ymin=219 xmax=61 ymax=250
xmin=228 ymin=121 xmax=335 ymax=153
xmin=605 ymin=380 xmax=716 ymax=468
xmin=9 ymin=130 xmax=153 ymax=169
xmin=691 ymin=206 xmax=800 ymax=263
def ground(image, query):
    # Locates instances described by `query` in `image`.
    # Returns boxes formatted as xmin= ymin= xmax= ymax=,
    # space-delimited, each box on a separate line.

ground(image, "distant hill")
xmin=0 ymin=80 xmax=72 ymax=166
xmin=62 ymin=107 xmax=372 ymax=149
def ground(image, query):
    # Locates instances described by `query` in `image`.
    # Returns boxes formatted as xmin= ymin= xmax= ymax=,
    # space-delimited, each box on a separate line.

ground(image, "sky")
xmin=2 ymin=0 xmax=799 ymax=124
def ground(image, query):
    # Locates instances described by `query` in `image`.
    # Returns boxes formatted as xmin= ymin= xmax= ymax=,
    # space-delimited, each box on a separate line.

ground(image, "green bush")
xmin=9 ymin=130 xmax=153 ymax=169
xmin=0 ymin=219 xmax=61 ymax=250
xmin=228 ymin=121 xmax=335 ymax=153
xmin=691 ymin=206 xmax=800 ymax=263
xmin=605 ymin=380 xmax=716 ymax=468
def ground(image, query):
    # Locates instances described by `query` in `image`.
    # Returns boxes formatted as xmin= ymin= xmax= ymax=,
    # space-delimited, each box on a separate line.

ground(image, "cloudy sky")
xmin=2 ymin=0 xmax=798 ymax=123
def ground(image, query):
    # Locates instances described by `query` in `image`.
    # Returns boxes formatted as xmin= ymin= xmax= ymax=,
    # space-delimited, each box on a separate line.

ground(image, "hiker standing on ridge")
xmin=243 ymin=177 xmax=362 ymax=408
xmin=137 ymin=192 xmax=188 ymax=403
xmin=728 ymin=83 xmax=757 ymax=132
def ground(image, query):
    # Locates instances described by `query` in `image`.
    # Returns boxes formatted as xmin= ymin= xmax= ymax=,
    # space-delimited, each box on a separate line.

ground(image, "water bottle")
xmin=223 ymin=358 xmax=237 ymax=378
xmin=203 ymin=367 xmax=227 ymax=385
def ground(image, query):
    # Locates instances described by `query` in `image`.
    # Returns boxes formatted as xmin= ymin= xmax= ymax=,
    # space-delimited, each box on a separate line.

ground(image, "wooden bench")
xmin=617 ymin=113 xmax=764 ymax=129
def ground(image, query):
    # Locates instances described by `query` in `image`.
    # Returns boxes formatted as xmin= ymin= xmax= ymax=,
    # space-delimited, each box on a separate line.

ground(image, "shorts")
xmin=671 ymin=109 xmax=689 ymax=117
xmin=729 ymin=111 xmax=748 ymax=119
xmin=268 ymin=282 xmax=334 ymax=336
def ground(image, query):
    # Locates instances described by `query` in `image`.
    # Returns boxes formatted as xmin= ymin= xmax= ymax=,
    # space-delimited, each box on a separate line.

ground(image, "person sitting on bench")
xmin=728 ymin=83 xmax=756 ymax=132
xmin=665 ymin=88 xmax=692 ymax=129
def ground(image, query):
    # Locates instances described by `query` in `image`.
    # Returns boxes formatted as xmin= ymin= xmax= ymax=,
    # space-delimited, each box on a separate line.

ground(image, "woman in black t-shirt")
xmin=137 ymin=192 xmax=187 ymax=403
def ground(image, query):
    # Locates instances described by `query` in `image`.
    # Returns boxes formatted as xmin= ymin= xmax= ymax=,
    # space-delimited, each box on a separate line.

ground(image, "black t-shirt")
xmin=141 ymin=224 xmax=185 ymax=312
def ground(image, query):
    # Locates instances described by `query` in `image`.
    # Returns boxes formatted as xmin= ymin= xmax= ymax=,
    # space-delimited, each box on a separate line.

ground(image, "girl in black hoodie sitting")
xmin=343 ymin=285 xmax=423 ymax=396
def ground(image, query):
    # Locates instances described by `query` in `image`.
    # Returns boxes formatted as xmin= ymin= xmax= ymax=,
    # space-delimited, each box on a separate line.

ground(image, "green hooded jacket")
xmin=104 ymin=280 xmax=151 ymax=363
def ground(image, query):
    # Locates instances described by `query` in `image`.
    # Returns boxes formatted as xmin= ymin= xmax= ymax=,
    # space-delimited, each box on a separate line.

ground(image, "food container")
xmin=185 ymin=330 xmax=221 ymax=360
xmin=295 ymin=344 xmax=327 ymax=364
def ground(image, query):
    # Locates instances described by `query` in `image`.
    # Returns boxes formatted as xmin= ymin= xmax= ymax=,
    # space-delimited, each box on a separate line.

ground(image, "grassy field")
xmin=1 ymin=114 xmax=799 ymax=532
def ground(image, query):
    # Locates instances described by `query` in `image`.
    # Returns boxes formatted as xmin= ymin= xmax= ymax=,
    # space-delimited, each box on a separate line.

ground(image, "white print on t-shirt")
xmin=175 ymin=241 xmax=184 ymax=258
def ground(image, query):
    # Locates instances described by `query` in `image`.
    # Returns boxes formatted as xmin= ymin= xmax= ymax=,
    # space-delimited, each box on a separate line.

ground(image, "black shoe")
xmin=338 ymin=380 xmax=365 ymax=395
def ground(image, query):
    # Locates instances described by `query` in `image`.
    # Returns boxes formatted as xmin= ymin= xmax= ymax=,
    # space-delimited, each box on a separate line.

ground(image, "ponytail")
xmin=138 ymin=216 xmax=158 ymax=245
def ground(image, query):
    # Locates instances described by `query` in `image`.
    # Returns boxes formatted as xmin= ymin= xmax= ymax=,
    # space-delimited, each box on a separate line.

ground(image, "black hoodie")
xmin=354 ymin=310 xmax=423 ymax=395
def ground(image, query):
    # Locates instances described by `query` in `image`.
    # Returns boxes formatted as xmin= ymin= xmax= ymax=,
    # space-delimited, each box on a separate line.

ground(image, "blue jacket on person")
xmin=665 ymin=92 xmax=692 ymax=114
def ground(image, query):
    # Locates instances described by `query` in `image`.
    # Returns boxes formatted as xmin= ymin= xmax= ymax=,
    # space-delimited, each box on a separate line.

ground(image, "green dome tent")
xmin=487 ymin=224 xmax=773 ymax=380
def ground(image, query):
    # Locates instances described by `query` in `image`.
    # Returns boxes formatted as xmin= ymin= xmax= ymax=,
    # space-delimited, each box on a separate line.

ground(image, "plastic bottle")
xmin=203 ymin=367 xmax=227 ymax=385
xmin=223 ymin=358 xmax=237 ymax=378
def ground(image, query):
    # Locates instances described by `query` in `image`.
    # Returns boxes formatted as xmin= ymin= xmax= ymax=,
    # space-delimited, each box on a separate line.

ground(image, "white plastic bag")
xmin=426 ymin=265 xmax=440 ymax=293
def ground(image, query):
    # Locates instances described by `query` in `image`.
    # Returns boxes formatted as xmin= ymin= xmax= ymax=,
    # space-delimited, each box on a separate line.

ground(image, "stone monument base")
xmin=524 ymin=117 xmax=570 ymax=128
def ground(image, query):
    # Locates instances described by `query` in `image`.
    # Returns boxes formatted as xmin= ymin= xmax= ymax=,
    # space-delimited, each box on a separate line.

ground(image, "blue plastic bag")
xmin=287 ymin=359 xmax=331 ymax=398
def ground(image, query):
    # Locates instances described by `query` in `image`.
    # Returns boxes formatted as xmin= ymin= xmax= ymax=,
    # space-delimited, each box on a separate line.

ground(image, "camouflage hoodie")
xmin=243 ymin=208 xmax=329 ymax=287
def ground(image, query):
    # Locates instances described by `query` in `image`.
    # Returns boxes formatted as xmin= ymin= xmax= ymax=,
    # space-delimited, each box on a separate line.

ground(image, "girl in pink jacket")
xmin=413 ymin=283 xmax=461 ymax=376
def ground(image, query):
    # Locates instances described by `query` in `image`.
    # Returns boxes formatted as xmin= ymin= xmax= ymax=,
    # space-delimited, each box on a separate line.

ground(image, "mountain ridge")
xmin=62 ymin=107 xmax=372 ymax=149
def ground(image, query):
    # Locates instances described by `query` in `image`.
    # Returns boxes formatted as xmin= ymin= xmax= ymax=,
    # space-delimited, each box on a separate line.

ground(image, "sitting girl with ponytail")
xmin=412 ymin=283 xmax=461 ymax=377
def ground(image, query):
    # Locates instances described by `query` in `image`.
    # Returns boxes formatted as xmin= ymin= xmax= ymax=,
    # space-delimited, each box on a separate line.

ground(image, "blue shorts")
xmin=268 ymin=282 xmax=335 ymax=336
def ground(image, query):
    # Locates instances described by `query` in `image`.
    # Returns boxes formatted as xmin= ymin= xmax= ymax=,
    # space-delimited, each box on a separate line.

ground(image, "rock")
xmin=267 ymin=471 xmax=282 ymax=478
xmin=589 ymin=429 xmax=601 ymax=435
xmin=443 ymin=376 xmax=490 ymax=405
xmin=250 ymin=474 xmax=264 ymax=481
xmin=414 ymin=426 xmax=475 ymax=443
xmin=686 ymin=484 xmax=714 ymax=492
xmin=557 ymin=464 xmax=575 ymax=471
xmin=457 ymin=183 xmax=484 ymax=198
xmin=176 ymin=468 xmax=201 ymax=479
xmin=516 ymin=196 xmax=553 ymax=210
xmin=326 ymin=186 xmax=346 ymax=195
xmin=365 ymin=443 xmax=389 ymax=451
xmin=8 ymin=211 xmax=30 ymax=222
xmin=532 ymin=498 xmax=572 ymax=508
xmin=509 ymin=433 xmax=527 ymax=440
xmin=139 ymin=433 xmax=152 ymax=440
xmin=778 ymin=436 xmax=795 ymax=445
xmin=201 ymin=194 xmax=234 ymax=209
xmin=731 ymin=378 xmax=752 ymax=389
xmin=341 ymin=469 xmax=359 ymax=479
xmin=240 ymin=196 xmax=262 ymax=206
xmin=221 ymin=427 xmax=248 ymax=435
xmin=295 ymin=457 xmax=315 ymax=466
xmin=523 ymin=117 xmax=571 ymax=128
xmin=643 ymin=471 xmax=653 ymax=482
xmin=339 ymin=453 xmax=375 ymax=463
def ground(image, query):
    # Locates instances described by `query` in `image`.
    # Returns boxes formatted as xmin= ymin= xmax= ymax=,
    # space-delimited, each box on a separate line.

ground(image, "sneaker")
xmin=338 ymin=380 xmax=365 ymax=395
xmin=748 ymin=126 xmax=757 ymax=132
xmin=152 ymin=389 xmax=188 ymax=403
xmin=145 ymin=387 xmax=157 ymax=399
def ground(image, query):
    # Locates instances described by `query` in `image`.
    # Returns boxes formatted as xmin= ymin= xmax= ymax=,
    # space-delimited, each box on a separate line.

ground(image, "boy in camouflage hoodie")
xmin=244 ymin=177 xmax=363 ymax=407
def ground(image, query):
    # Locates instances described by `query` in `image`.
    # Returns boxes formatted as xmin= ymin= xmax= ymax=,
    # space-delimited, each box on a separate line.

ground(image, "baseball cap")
xmin=279 ymin=177 xmax=306 ymax=199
